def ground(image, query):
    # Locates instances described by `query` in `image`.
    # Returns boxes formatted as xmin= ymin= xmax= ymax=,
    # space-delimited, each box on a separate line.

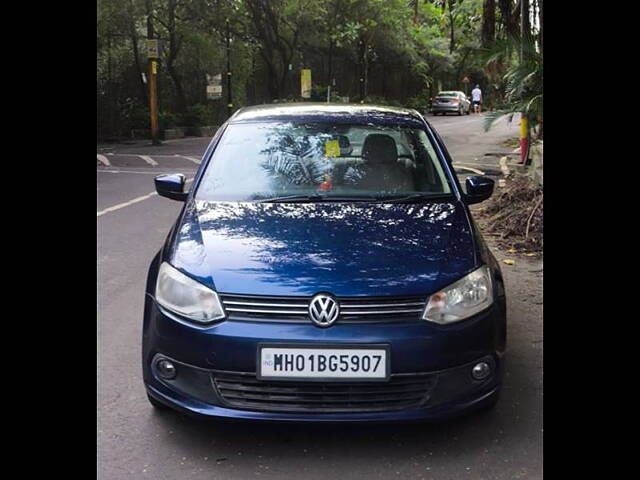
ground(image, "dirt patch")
xmin=474 ymin=175 xmax=543 ymax=253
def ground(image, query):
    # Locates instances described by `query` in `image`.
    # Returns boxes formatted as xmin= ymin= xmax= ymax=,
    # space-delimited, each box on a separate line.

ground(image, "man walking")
xmin=471 ymin=84 xmax=482 ymax=114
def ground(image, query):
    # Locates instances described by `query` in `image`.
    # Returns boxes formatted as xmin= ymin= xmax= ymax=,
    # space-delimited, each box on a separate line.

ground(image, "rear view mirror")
xmin=464 ymin=175 xmax=494 ymax=204
xmin=155 ymin=174 xmax=187 ymax=201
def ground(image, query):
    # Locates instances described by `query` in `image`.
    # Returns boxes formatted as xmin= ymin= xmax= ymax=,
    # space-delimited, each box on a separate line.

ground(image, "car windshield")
xmin=195 ymin=121 xmax=453 ymax=202
xmin=437 ymin=92 xmax=458 ymax=97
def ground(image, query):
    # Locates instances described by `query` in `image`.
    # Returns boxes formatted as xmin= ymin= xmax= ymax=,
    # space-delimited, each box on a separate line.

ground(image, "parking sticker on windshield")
xmin=325 ymin=140 xmax=340 ymax=157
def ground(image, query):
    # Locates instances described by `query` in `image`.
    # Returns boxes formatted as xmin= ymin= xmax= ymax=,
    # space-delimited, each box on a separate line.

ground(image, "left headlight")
xmin=155 ymin=262 xmax=226 ymax=323
xmin=422 ymin=266 xmax=493 ymax=324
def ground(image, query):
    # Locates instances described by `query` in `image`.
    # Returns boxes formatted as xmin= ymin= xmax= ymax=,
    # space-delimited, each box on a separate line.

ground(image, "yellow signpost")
xmin=147 ymin=39 xmax=159 ymax=59
xmin=301 ymin=69 xmax=312 ymax=99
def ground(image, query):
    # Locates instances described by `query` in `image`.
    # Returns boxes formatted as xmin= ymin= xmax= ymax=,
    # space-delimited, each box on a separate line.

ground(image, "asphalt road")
xmin=97 ymin=112 xmax=542 ymax=479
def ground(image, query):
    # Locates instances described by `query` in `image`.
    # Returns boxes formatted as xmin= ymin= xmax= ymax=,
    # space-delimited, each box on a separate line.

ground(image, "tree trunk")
xmin=363 ymin=42 xmax=369 ymax=99
xmin=456 ymin=48 xmax=471 ymax=86
xmin=167 ymin=65 xmax=187 ymax=114
xmin=260 ymin=49 xmax=280 ymax=100
xmin=447 ymin=0 xmax=459 ymax=54
xmin=512 ymin=0 xmax=521 ymax=36
xmin=482 ymin=0 xmax=496 ymax=48
xmin=521 ymin=0 xmax=531 ymax=49
xmin=538 ymin=0 xmax=543 ymax=54
xmin=165 ymin=0 xmax=187 ymax=114
xmin=130 ymin=29 xmax=148 ymax=106
xmin=499 ymin=0 xmax=519 ymax=38
xmin=245 ymin=0 xmax=301 ymax=100
xmin=128 ymin=0 xmax=147 ymax=105
xmin=328 ymin=38 xmax=333 ymax=91
xmin=449 ymin=10 xmax=455 ymax=53
xmin=357 ymin=36 xmax=370 ymax=100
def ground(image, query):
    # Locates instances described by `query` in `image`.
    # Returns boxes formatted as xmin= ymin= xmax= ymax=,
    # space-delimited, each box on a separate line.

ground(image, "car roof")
xmin=229 ymin=103 xmax=425 ymax=127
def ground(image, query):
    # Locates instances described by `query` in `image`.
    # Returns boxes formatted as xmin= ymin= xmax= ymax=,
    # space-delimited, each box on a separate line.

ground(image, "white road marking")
xmin=139 ymin=155 xmax=159 ymax=166
xmin=97 ymin=154 xmax=111 ymax=166
xmin=98 ymin=169 xmax=194 ymax=175
xmin=453 ymin=164 xmax=485 ymax=175
xmin=177 ymin=154 xmax=201 ymax=164
xmin=97 ymin=178 xmax=193 ymax=217
xmin=97 ymin=153 xmax=201 ymax=158
xmin=455 ymin=161 xmax=504 ymax=168
xmin=97 ymin=191 xmax=158 ymax=217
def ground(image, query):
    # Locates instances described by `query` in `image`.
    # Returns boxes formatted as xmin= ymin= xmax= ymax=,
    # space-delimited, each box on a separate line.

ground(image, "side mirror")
xmin=464 ymin=175 xmax=494 ymax=204
xmin=155 ymin=174 xmax=187 ymax=201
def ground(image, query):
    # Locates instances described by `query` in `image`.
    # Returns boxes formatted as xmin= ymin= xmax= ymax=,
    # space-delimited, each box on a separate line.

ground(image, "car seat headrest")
xmin=362 ymin=134 xmax=398 ymax=165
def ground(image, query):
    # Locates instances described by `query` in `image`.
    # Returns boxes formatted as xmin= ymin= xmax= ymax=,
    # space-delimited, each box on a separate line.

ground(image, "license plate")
xmin=257 ymin=344 xmax=390 ymax=381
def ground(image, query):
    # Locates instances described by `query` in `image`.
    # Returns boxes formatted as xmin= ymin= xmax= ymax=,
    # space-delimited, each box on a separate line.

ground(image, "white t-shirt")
xmin=471 ymin=88 xmax=482 ymax=101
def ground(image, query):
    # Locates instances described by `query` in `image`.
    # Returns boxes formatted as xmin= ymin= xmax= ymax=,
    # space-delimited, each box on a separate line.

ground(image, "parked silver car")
xmin=431 ymin=91 xmax=471 ymax=116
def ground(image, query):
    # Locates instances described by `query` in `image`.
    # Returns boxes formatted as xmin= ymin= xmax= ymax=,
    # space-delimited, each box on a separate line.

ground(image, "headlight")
xmin=422 ymin=266 xmax=493 ymax=324
xmin=155 ymin=262 xmax=226 ymax=323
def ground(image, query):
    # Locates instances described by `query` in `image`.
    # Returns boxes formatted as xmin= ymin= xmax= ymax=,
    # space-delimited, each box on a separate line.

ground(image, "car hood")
xmin=169 ymin=200 xmax=478 ymax=297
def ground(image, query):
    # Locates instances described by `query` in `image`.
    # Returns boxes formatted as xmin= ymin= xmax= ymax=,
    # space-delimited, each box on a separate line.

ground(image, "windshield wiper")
xmin=258 ymin=194 xmax=379 ymax=203
xmin=258 ymin=194 xmax=324 ymax=203
xmin=379 ymin=193 xmax=455 ymax=204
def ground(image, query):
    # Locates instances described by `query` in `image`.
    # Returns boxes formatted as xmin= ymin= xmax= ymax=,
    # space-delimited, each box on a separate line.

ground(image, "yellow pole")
xmin=520 ymin=114 xmax=529 ymax=164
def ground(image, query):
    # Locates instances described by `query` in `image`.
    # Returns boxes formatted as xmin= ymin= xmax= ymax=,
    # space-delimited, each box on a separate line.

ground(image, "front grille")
xmin=212 ymin=371 xmax=436 ymax=413
xmin=219 ymin=294 xmax=426 ymax=323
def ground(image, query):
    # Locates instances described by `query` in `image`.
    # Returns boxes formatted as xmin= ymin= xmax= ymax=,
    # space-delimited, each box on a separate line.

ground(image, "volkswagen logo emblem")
xmin=308 ymin=294 xmax=340 ymax=327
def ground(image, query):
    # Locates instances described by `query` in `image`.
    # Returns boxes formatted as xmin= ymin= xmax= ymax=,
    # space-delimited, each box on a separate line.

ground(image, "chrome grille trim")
xmin=338 ymin=309 xmax=424 ymax=315
xmin=225 ymin=308 xmax=308 ymax=315
xmin=220 ymin=294 xmax=426 ymax=323
xmin=341 ymin=302 xmax=425 ymax=308
xmin=224 ymin=301 xmax=307 ymax=308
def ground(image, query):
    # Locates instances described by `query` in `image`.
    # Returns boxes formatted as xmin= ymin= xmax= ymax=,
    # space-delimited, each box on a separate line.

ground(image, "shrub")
xmin=158 ymin=111 xmax=178 ymax=130
xmin=362 ymin=95 xmax=403 ymax=107
xmin=405 ymin=94 xmax=429 ymax=113
xmin=180 ymin=103 xmax=216 ymax=127
xmin=127 ymin=106 xmax=150 ymax=130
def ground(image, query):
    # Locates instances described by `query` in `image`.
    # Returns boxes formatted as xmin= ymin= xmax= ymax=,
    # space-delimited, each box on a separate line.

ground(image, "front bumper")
xmin=142 ymin=296 xmax=506 ymax=422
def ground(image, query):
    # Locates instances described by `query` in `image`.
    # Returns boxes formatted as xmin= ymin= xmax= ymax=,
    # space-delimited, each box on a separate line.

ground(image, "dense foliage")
xmin=97 ymin=0 xmax=541 ymax=140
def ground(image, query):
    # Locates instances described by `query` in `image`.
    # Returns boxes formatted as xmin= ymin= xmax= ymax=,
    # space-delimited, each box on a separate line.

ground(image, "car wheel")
xmin=147 ymin=393 xmax=169 ymax=410
xmin=458 ymin=107 xmax=463 ymax=116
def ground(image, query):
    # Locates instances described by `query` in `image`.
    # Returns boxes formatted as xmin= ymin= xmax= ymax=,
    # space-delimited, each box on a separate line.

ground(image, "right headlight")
xmin=155 ymin=262 xmax=226 ymax=323
xmin=422 ymin=266 xmax=493 ymax=324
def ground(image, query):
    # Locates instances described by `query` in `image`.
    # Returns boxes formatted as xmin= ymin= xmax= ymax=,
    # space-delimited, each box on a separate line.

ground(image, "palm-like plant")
xmin=482 ymin=35 xmax=543 ymax=137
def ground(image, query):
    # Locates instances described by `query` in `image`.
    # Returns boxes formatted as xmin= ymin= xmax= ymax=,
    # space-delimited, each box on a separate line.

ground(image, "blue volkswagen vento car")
xmin=143 ymin=103 xmax=506 ymax=422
